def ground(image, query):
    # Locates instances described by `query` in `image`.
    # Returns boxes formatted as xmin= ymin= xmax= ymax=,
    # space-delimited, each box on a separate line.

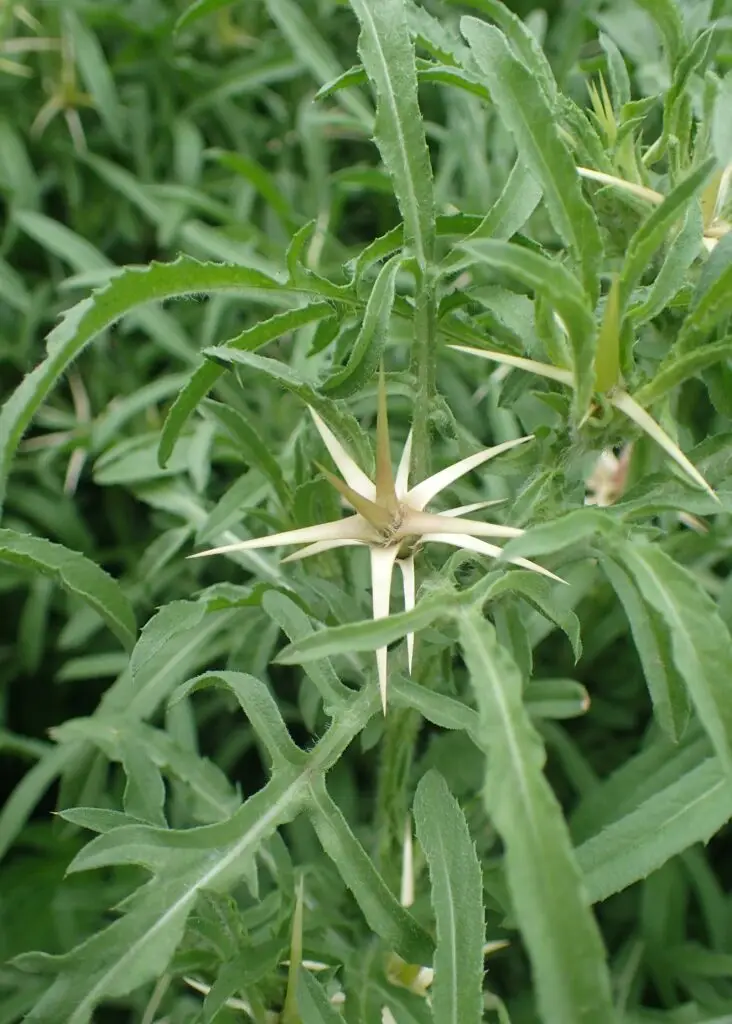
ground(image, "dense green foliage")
xmin=2 ymin=0 xmax=732 ymax=1021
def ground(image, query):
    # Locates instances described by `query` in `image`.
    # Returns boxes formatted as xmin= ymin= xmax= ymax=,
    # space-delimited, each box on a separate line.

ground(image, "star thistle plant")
xmin=191 ymin=376 xmax=560 ymax=711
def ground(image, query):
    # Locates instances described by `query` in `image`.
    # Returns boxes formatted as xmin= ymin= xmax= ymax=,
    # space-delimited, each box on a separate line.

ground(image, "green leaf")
xmin=632 ymin=338 xmax=732 ymax=407
xmin=447 ymin=0 xmax=556 ymax=102
xmin=200 ymin=347 xmax=371 ymax=465
xmin=297 ymin=970 xmax=344 ymax=1023
xmin=618 ymin=158 xmax=716 ymax=312
xmin=609 ymin=541 xmax=732 ymax=783
xmin=461 ymin=18 xmax=602 ymax=303
xmin=413 ymin=770 xmax=484 ymax=1024
xmin=158 ymin=301 xmax=335 ymax=467
xmin=276 ymin=587 xmax=453 ymax=664
xmin=678 ymin=251 xmax=732 ymax=350
xmin=307 ymin=777 xmax=433 ymax=965
xmin=261 ymin=591 xmax=352 ymax=710
xmin=633 ymin=0 xmax=685 ymax=67
xmin=524 ymin=679 xmax=590 ymax=720
xmin=63 ymin=10 xmax=123 ymax=145
xmin=175 ymin=0 xmax=235 ymax=32
xmin=577 ymin=755 xmax=732 ymax=904
xmin=0 ymin=529 xmax=135 ymax=650
xmin=202 ymin=400 xmax=292 ymax=508
xmin=173 ymin=672 xmax=306 ymax=770
xmin=323 ymin=252 xmax=401 ymax=397
xmin=600 ymin=555 xmax=689 ymax=742
xmin=712 ymin=72 xmax=732 ymax=165
xmin=459 ymin=609 xmax=615 ymax=1024
xmin=457 ymin=239 xmax=596 ymax=417
xmin=630 ymin=201 xmax=703 ymax=325
xmin=0 ymin=257 xmax=293 ymax=515
xmin=265 ymin=0 xmax=373 ymax=126
xmin=503 ymin=509 xmax=616 ymax=559
xmin=0 ymin=744 xmax=78 ymax=863
xmin=348 ymin=0 xmax=435 ymax=270
xmin=209 ymin=149 xmax=296 ymax=228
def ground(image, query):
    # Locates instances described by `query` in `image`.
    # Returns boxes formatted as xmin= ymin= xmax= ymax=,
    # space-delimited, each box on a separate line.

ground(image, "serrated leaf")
xmin=173 ymin=671 xmax=306 ymax=770
xmin=307 ymin=777 xmax=433 ymax=965
xmin=265 ymin=0 xmax=373 ymax=127
xmin=0 ymin=257 xmax=292 ymax=515
xmin=323 ymin=252 xmax=401 ymax=397
xmin=297 ymin=969 xmax=343 ymax=1023
xmin=457 ymin=239 xmax=596 ymax=417
xmin=577 ymin=755 xmax=732 ymax=904
xmin=447 ymin=0 xmax=556 ymax=102
xmin=158 ymin=301 xmax=335 ymax=466
xmin=632 ymin=338 xmax=732 ymax=407
xmin=630 ymin=201 xmax=703 ymax=325
xmin=200 ymin=346 xmax=371 ymax=465
xmin=0 ymin=529 xmax=135 ymax=650
xmin=348 ymin=0 xmax=435 ymax=271
xmin=601 ymin=555 xmax=689 ymax=742
xmin=413 ymin=770 xmax=484 ymax=1024
xmin=262 ymin=591 xmax=351 ymax=710
xmin=618 ymin=158 xmax=716 ymax=311
xmin=609 ymin=541 xmax=732 ymax=783
xmin=459 ymin=609 xmax=615 ymax=1024
xmin=461 ymin=18 xmax=602 ymax=303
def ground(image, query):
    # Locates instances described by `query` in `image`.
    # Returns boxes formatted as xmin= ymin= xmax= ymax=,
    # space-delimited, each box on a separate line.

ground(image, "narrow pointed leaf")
xmin=0 ymin=529 xmax=135 ymax=650
xmin=307 ymin=777 xmax=433 ymax=964
xmin=413 ymin=770 xmax=484 ymax=1024
xmin=261 ymin=591 xmax=351 ymax=709
xmin=173 ymin=672 xmax=306 ymax=770
xmin=158 ymin=302 xmax=335 ymax=467
xmin=632 ymin=339 xmax=732 ymax=407
xmin=348 ymin=0 xmax=435 ymax=270
xmin=0 ymin=257 xmax=292 ymax=515
xmin=577 ymin=755 xmax=732 ymax=905
xmin=618 ymin=158 xmax=716 ymax=311
xmin=461 ymin=18 xmax=602 ymax=301
xmin=456 ymin=239 xmax=596 ymax=417
xmin=323 ymin=254 xmax=401 ymax=399
xmin=594 ymin=276 xmax=621 ymax=393
xmin=601 ymin=554 xmax=689 ymax=742
xmin=298 ymin=969 xmax=344 ymax=1023
xmin=607 ymin=541 xmax=732 ymax=784
xmin=459 ymin=610 xmax=615 ymax=1024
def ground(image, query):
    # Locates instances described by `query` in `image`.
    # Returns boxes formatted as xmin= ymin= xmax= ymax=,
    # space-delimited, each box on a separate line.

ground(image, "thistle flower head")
xmin=191 ymin=376 xmax=561 ymax=711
